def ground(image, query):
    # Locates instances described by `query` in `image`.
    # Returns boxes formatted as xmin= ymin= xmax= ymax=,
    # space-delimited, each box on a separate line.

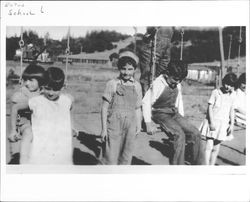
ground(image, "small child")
xmin=27 ymin=67 xmax=75 ymax=164
xmin=200 ymin=73 xmax=237 ymax=165
xmin=8 ymin=64 xmax=46 ymax=164
xmin=100 ymin=50 xmax=142 ymax=165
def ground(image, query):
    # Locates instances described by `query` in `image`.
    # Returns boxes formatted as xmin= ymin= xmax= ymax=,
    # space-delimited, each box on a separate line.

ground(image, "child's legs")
xmin=174 ymin=114 xmax=205 ymax=165
xmin=118 ymin=117 xmax=136 ymax=165
xmin=20 ymin=126 xmax=33 ymax=164
xmin=205 ymin=138 xmax=214 ymax=165
xmin=103 ymin=114 xmax=122 ymax=165
xmin=152 ymin=113 xmax=186 ymax=165
xmin=210 ymin=140 xmax=221 ymax=165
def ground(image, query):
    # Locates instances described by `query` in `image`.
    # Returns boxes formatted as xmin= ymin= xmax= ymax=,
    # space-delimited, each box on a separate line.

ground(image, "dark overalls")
xmin=152 ymin=86 xmax=204 ymax=165
xmin=103 ymin=83 xmax=138 ymax=165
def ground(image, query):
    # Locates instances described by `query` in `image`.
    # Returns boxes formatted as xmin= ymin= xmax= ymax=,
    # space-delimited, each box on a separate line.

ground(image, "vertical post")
xmin=180 ymin=28 xmax=184 ymax=61
xmin=237 ymin=26 xmax=242 ymax=77
xmin=65 ymin=27 xmax=70 ymax=85
xmin=133 ymin=27 xmax=137 ymax=53
xmin=227 ymin=34 xmax=232 ymax=69
xmin=219 ymin=27 xmax=225 ymax=87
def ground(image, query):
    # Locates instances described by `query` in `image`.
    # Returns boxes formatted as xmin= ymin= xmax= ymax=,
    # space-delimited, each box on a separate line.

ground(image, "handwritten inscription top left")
xmin=5 ymin=2 xmax=45 ymax=16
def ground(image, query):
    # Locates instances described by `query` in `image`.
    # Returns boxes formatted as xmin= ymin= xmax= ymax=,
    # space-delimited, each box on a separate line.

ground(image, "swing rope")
xmin=19 ymin=27 xmax=24 ymax=83
xmin=180 ymin=28 xmax=184 ymax=61
xmin=65 ymin=27 xmax=70 ymax=86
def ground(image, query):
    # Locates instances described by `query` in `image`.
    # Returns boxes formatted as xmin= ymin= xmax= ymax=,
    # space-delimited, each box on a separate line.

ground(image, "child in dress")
xmin=200 ymin=73 xmax=237 ymax=165
xmin=8 ymin=64 xmax=46 ymax=164
xmin=27 ymin=67 xmax=75 ymax=164
xmin=100 ymin=50 xmax=142 ymax=165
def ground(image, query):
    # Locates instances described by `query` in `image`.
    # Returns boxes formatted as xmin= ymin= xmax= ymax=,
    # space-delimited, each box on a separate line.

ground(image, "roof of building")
xmin=58 ymin=37 xmax=134 ymax=61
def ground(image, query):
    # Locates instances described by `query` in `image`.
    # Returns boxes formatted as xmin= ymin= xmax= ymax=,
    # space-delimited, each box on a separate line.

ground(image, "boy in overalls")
xmin=100 ymin=51 xmax=142 ymax=165
xmin=142 ymin=60 xmax=205 ymax=165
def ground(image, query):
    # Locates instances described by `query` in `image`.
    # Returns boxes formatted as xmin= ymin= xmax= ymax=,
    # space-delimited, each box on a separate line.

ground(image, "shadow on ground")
xmin=73 ymin=131 xmax=104 ymax=165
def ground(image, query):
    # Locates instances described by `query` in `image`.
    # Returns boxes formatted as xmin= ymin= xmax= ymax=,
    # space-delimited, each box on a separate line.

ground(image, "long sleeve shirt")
xmin=142 ymin=75 xmax=184 ymax=123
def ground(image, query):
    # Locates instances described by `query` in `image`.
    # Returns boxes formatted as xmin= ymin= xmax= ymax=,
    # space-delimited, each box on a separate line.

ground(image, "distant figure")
xmin=128 ymin=26 xmax=174 ymax=95
xmin=200 ymin=73 xmax=237 ymax=165
xmin=8 ymin=64 xmax=46 ymax=164
xmin=234 ymin=73 xmax=246 ymax=126
xmin=142 ymin=60 xmax=205 ymax=165
xmin=100 ymin=50 xmax=142 ymax=165
xmin=109 ymin=52 xmax=119 ymax=67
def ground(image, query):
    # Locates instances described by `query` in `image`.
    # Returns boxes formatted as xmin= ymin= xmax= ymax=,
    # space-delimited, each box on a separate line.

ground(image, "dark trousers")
xmin=152 ymin=111 xmax=205 ymax=165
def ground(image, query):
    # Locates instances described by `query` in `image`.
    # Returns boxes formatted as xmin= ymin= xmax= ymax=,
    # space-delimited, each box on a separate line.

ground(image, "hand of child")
xmin=8 ymin=130 xmax=21 ymax=142
xmin=227 ymin=125 xmax=234 ymax=136
xmin=136 ymin=125 xmax=142 ymax=135
xmin=145 ymin=122 xmax=160 ymax=135
xmin=100 ymin=130 xmax=107 ymax=142
xmin=209 ymin=123 xmax=216 ymax=131
xmin=72 ymin=128 xmax=79 ymax=137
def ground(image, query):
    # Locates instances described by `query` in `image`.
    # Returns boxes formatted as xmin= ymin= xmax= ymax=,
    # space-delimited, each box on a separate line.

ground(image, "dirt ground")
xmin=5 ymin=61 xmax=246 ymax=165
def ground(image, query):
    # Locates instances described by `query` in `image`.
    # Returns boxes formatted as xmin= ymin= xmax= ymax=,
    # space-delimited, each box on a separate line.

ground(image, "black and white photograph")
xmin=5 ymin=26 xmax=246 ymax=166
xmin=1 ymin=1 xmax=249 ymax=201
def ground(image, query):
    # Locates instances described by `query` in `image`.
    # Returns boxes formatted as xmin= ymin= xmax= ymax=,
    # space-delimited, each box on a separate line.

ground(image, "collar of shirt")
xmin=117 ymin=76 xmax=135 ymax=85
xmin=158 ymin=74 xmax=182 ymax=90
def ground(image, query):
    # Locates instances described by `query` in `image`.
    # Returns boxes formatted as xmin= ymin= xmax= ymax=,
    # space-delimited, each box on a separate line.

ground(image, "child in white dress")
xmin=8 ymin=64 xmax=45 ymax=164
xmin=28 ymin=67 xmax=75 ymax=164
xmin=200 ymin=73 xmax=237 ymax=165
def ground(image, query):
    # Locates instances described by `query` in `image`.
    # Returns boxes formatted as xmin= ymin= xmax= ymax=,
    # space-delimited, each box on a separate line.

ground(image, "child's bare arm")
xmin=208 ymin=104 xmax=215 ymax=131
xmin=100 ymin=99 xmax=109 ymax=141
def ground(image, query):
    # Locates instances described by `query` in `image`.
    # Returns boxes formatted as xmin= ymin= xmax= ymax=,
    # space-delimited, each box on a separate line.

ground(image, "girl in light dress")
xmin=27 ymin=67 xmax=76 ymax=164
xmin=8 ymin=64 xmax=46 ymax=164
xmin=10 ymin=66 xmax=76 ymax=164
xmin=200 ymin=73 xmax=237 ymax=165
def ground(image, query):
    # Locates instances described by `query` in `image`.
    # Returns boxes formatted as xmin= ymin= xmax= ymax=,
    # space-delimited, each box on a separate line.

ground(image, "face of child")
xmin=240 ymin=83 xmax=246 ymax=92
xmin=43 ymin=86 xmax=61 ymax=101
xmin=24 ymin=78 xmax=39 ymax=92
xmin=165 ymin=75 xmax=181 ymax=89
xmin=223 ymin=84 xmax=234 ymax=93
xmin=119 ymin=63 xmax=135 ymax=82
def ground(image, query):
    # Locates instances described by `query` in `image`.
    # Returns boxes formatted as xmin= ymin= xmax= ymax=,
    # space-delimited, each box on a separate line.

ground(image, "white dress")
xmin=234 ymin=88 xmax=246 ymax=125
xmin=28 ymin=94 xmax=73 ymax=164
xmin=200 ymin=89 xmax=235 ymax=141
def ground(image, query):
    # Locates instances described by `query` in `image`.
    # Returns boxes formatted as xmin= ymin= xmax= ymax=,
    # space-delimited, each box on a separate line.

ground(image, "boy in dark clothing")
xmin=142 ymin=60 xmax=205 ymax=165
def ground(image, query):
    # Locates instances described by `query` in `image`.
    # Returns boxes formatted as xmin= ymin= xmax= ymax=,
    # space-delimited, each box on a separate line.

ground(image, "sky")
xmin=6 ymin=26 xmax=147 ymax=40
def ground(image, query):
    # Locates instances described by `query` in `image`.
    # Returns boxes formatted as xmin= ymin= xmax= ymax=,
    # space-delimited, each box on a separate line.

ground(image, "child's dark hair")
xmin=162 ymin=60 xmax=188 ymax=81
xmin=117 ymin=56 xmax=137 ymax=69
xmin=44 ymin=67 xmax=65 ymax=91
xmin=222 ymin=73 xmax=237 ymax=87
xmin=237 ymin=72 xmax=246 ymax=86
xmin=22 ymin=64 xmax=46 ymax=86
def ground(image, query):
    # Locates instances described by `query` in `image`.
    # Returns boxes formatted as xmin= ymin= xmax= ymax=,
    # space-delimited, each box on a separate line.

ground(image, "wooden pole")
xmin=237 ymin=26 xmax=242 ymax=77
xmin=133 ymin=27 xmax=137 ymax=53
xmin=65 ymin=27 xmax=70 ymax=85
xmin=20 ymin=27 xmax=23 ymax=80
xmin=219 ymin=27 xmax=225 ymax=87
xmin=227 ymin=34 xmax=232 ymax=69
